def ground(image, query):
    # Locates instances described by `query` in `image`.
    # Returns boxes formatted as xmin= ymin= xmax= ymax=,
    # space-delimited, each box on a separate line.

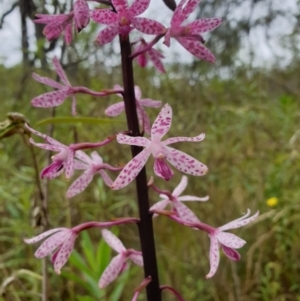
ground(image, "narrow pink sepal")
xmin=163 ymin=29 xmax=171 ymax=47
xmin=164 ymin=133 xmax=205 ymax=146
xmin=151 ymin=103 xmax=172 ymax=139
xmin=52 ymin=56 xmax=70 ymax=86
xmin=128 ymin=0 xmax=150 ymax=16
xmin=117 ymin=133 xmax=149 ymax=147
xmin=99 ymin=170 xmax=113 ymax=186
xmin=66 ymin=170 xmax=94 ymax=198
xmin=105 ymin=102 xmax=125 ymax=116
xmin=138 ymin=99 xmax=162 ymax=108
xmin=64 ymin=22 xmax=73 ymax=45
xmin=32 ymin=73 xmax=64 ymax=90
xmin=111 ymin=0 xmax=128 ymax=12
xmin=129 ymin=254 xmax=144 ymax=266
xmin=172 ymin=175 xmax=188 ymax=196
xmin=206 ymin=234 xmax=220 ymax=278
xmin=31 ymin=89 xmax=73 ymax=108
xmin=189 ymin=18 xmax=222 ymax=34
xmin=148 ymin=48 xmax=166 ymax=73
xmin=171 ymin=0 xmax=189 ymax=25
xmin=131 ymin=17 xmax=165 ymax=35
xmin=24 ymin=228 xmax=67 ymax=244
xmin=173 ymin=201 xmax=201 ymax=223
xmin=217 ymin=232 xmax=246 ymax=249
xmin=96 ymin=25 xmax=119 ymax=44
xmin=91 ymin=9 xmax=118 ymax=24
xmin=177 ymin=195 xmax=209 ymax=202
xmin=74 ymin=0 xmax=90 ymax=32
xmin=150 ymin=200 xmax=169 ymax=217
xmin=102 ymin=229 xmax=126 ymax=253
xmin=65 ymin=150 xmax=75 ymax=179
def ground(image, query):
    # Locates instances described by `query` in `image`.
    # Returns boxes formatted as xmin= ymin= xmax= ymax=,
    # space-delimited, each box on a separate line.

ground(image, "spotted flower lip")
xmin=99 ymin=229 xmax=143 ymax=288
xmin=164 ymin=0 xmax=222 ymax=62
xmin=150 ymin=175 xmax=209 ymax=223
xmin=105 ymin=84 xmax=161 ymax=134
xmin=111 ymin=103 xmax=208 ymax=190
xmin=91 ymin=0 xmax=165 ymax=44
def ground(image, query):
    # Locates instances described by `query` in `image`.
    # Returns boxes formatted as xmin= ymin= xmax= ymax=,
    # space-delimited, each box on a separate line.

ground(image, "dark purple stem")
xmin=119 ymin=35 xmax=162 ymax=301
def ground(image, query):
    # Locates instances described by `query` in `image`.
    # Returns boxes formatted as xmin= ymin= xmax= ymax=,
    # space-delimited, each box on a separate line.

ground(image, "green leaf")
xmin=80 ymin=231 xmax=98 ymax=276
xmin=35 ymin=117 xmax=125 ymax=127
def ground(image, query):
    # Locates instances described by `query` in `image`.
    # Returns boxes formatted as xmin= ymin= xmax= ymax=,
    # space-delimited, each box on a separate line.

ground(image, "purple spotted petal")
xmin=64 ymin=22 xmax=73 ymax=45
xmin=117 ymin=133 xmax=150 ymax=147
xmin=132 ymin=17 xmax=165 ymax=35
xmin=177 ymin=37 xmax=215 ymax=62
xmin=129 ymin=254 xmax=144 ymax=266
xmin=153 ymin=158 xmax=173 ymax=181
xmin=111 ymin=148 xmax=151 ymax=190
xmin=65 ymin=150 xmax=75 ymax=179
xmin=99 ymin=170 xmax=113 ymax=186
xmin=172 ymin=175 xmax=188 ymax=196
xmin=99 ymin=254 xmax=124 ymax=288
xmin=222 ymin=245 xmax=241 ymax=261
xmin=31 ymin=89 xmax=73 ymax=108
xmin=181 ymin=0 xmax=201 ymax=22
xmin=163 ymin=29 xmax=171 ymax=47
xmin=218 ymin=210 xmax=259 ymax=231
xmin=102 ymin=229 xmax=126 ymax=253
xmin=173 ymin=200 xmax=201 ymax=223
xmin=206 ymin=234 xmax=220 ymax=278
xmin=28 ymin=139 xmax=62 ymax=152
xmin=54 ymin=232 xmax=77 ymax=274
xmin=91 ymin=9 xmax=118 ymax=24
xmin=111 ymin=0 xmax=128 ymax=12
xmin=217 ymin=232 xmax=246 ymax=249
xmin=171 ymin=0 xmax=189 ymax=25
xmin=189 ymin=18 xmax=222 ymax=34
xmin=165 ymin=146 xmax=208 ymax=176
xmin=137 ymin=106 xmax=151 ymax=134
xmin=138 ymin=99 xmax=162 ymax=108
xmin=32 ymin=73 xmax=64 ymax=90
xmin=129 ymin=0 xmax=150 ymax=16
xmin=24 ymin=228 xmax=67 ymax=244
xmin=163 ymin=133 xmax=205 ymax=146
xmin=52 ymin=56 xmax=70 ymax=86
xmin=150 ymin=199 xmax=169 ymax=217
xmin=75 ymin=150 xmax=93 ymax=164
xmin=148 ymin=48 xmax=165 ymax=73
xmin=96 ymin=25 xmax=119 ymax=44
xmin=34 ymin=230 xmax=69 ymax=258
xmin=151 ymin=103 xmax=172 ymax=139
xmin=105 ymin=101 xmax=125 ymax=116
xmin=66 ymin=169 xmax=94 ymax=198
xmin=74 ymin=0 xmax=90 ymax=31
xmin=136 ymin=51 xmax=147 ymax=68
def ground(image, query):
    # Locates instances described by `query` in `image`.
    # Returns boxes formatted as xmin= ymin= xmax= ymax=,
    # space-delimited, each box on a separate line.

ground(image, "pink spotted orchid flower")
xmin=164 ymin=0 xmax=222 ymax=62
xmin=105 ymin=84 xmax=161 ymax=134
xmin=111 ymin=103 xmax=208 ymax=190
xmin=133 ymin=38 xmax=165 ymax=73
xmin=24 ymin=218 xmax=139 ymax=274
xmin=35 ymin=0 xmax=90 ymax=44
xmin=160 ymin=209 xmax=259 ymax=278
xmin=26 ymin=124 xmax=114 ymax=180
xmin=66 ymin=151 xmax=123 ymax=198
xmin=150 ymin=175 xmax=208 ymax=223
xmin=99 ymin=229 xmax=143 ymax=288
xmin=31 ymin=56 xmax=117 ymax=115
xmin=91 ymin=0 xmax=165 ymax=44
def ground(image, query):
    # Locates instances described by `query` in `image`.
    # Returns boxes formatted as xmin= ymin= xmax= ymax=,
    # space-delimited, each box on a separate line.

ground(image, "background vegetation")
xmin=1 ymin=0 xmax=300 ymax=300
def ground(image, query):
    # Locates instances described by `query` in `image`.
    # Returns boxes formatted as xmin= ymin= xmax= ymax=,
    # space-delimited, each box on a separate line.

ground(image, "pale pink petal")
xmin=173 ymin=200 xmax=201 ymax=223
xmin=66 ymin=169 xmax=94 ymax=198
xmin=150 ymin=199 xmax=170 ymax=217
xmin=177 ymin=37 xmax=215 ymax=62
xmin=164 ymin=133 xmax=205 ymax=146
xmin=96 ymin=25 xmax=119 ymax=44
xmin=31 ymin=89 xmax=73 ymax=108
xmin=206 ymin=234 xmax=220 ymax=278
xmin=111 ymin=148 xmax=151 ymax=190
xmin=34 ymin=231 xmax=69 ymax=258
xmin=151 ymin=103 xmax=172 ymax=139
xmin=52 ymin=56 xmax=70 ymax=86
xmin=111 ymin=0 xmax=128 ymax=12
xmin=217 ymin=232 xmax=246 ymax=249
xmin=138 ymin=99 xmax=162 ymax=108
xmin=163 ymin=29 xmax=171 ymax=47
xmin=32 ymin=73 xmax=64 ymax=90
xmin=75 ymin=150 xmax=93 ymax=164
xmin=105 ymin=102 xmax=125 ymax=116
xmin=102 ymin=229 xmax=126 ymax=253
xmin=129 ymin=0 xmax=150 ymax=16
xmin=165 ymin=146 xmax=208 ymax=176
xmin=153 ymin=158 xmax=173 ymax=180
xmin=148 ymin=48 xmax=165 ymax=73
xmin=132 ymin=17 xmax=165 ymax=34
xmin=116 ymin=133 xmax=150 ymax=147
xmin=171 ymin=0 xmax=188 ymax=25
xmin=129 ymin=254 xmax=144 ymax=266
xmin=99 ymin=254 xmax=124 ymax=288
xmin=24 ymin=228 xmax=67 ymax=244
xmin=65 ymin=150 xmax=75 ymax=179
xmin=91 ymin=151 xmax=103 ymax=164
xmin=134 ymin=85 xmax=142 ymax=100
xmin=29 ymin=139 xmax=62 ymax=152
xmin=91 ymin=9 xmax=118 ymax=24
xmin=222 ymin=245 xmax=241 ymax=261
xmin=99 ymin=170 xmax=113 ymax=186
xmin=74 ymin=160 xmax=88 ymax=170
xmin=74 ymin=0 xmax=90 ymax=31
xmin=172 ymin=175 xmax=188 ymax=196
xmin=218 ymin=210 xmax=259 ymax=231
xmin=54 ymin=232 xmax=77 ymax=274
xmin=189 ymin=18 xmax=222 ymax=34
xmin=177 ymin=195 xmax=209 ymax=202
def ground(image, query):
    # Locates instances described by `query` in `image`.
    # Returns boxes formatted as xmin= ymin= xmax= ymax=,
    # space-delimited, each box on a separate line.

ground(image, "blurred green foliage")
xmin=0 ymin=60 xmax=300 ymax=301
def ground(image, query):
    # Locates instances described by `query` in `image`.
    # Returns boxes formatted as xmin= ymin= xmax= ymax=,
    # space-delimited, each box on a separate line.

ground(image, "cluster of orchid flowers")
xmin=23 ymin=0 xmax=259 ymax=300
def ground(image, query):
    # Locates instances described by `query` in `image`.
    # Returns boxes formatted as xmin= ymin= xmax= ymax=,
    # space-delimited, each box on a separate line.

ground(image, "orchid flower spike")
xmin=66 ymin=151 xmax=123 ymax=198
xmin=206 ymin=210 xmax=259 ymax=278
xmin=35 ymin=0 xmax=90 ymax=44
xmin=105 ymin=84 xmax=161 ymax=134
xmin=111 ymin=103 xmax=208 ymax=190
xmin=91 ymin=0 xmax=165 ymax=44
xmin=133 ymin=39 xmax=165 ymax=73
xmin=150 ymin=175 xmax=208 ymax=223
xmin=99 ymin=229 xmax=143 ymax=288
xmin=164 ymin=0 xmax=222 ymax=62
